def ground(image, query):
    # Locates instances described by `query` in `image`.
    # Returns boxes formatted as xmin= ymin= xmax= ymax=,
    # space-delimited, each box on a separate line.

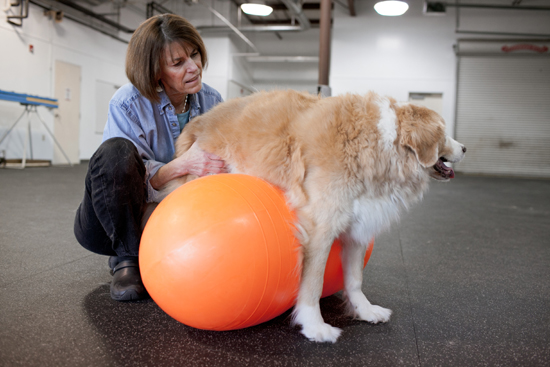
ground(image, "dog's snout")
xmin=462 ymin=145 xmax=467 ymax=153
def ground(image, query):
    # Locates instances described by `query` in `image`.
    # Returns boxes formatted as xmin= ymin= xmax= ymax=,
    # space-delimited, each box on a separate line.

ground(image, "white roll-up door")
xmin=455 ymin=43 xmax=550 ymax=177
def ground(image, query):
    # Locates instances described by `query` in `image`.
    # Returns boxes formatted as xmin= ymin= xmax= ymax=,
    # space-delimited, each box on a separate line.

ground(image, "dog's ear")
xmin=397 ymin=104 xmax=444 ymax=168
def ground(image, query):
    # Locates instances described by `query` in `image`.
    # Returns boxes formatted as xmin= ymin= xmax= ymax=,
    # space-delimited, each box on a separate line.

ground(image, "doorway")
xmin=54 ymin=60 xmax=81 ymax=165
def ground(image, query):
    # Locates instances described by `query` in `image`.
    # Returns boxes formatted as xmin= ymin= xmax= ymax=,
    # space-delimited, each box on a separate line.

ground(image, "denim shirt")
xmin=103 ymin=82 xmax=223 ymax=203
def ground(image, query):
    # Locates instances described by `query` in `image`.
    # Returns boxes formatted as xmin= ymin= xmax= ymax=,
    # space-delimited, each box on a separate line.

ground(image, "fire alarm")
xmin=29 ymin=44 xmax=34 ymax=53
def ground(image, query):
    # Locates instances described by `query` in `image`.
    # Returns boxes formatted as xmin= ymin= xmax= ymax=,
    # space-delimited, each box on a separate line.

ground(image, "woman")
xmin=74 ymin=14 xmax=227 ymax=301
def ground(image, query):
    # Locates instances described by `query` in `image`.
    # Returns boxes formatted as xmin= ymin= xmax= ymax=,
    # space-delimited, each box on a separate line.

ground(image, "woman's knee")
xmin=95 ymin=137 xmax=139 ymax=162
xmin=73 ymin=203 xmax=116 ymax=256
xmin=91 ymin=138 xmax=145 ymax=179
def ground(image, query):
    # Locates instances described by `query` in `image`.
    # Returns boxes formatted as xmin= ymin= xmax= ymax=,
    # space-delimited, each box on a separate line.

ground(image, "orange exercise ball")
xmin=322 ymin=238 xmax=373 ymax=299
xmin=140 ymin=174 xmax=373 ymax=331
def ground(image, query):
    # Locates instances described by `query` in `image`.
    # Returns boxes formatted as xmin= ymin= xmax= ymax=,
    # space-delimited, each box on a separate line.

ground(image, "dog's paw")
xmin=355 ymin=304 xmax=392 ymax=324
xmin=292 ymin=303 xmax=342 ymax=342
xmin=301 ymin=322 xmax=342 ymax=343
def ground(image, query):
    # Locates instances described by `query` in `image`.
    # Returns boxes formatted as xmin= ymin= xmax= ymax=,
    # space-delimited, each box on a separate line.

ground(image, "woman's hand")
xmin=175 ymin=142 xmax=227 ymax=177
xmin=150 ymin=142 xmax=227 ymax=190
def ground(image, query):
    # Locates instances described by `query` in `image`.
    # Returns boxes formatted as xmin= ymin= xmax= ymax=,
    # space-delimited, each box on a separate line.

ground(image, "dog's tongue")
xmin=436 ymin=159 xmax=455 ymax=179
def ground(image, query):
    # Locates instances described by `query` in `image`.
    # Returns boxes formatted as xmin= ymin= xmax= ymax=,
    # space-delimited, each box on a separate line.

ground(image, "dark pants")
xmin=74 ymin=138 xmax=147 ymax=258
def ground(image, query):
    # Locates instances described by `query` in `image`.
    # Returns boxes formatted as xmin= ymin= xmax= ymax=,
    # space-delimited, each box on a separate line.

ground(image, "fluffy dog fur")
xmin=160 ymin=90 xmax=466 ymax=343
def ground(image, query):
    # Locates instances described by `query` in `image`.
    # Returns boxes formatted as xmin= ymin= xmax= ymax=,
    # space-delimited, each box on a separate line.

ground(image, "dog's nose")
xmin=462 ymin=146 xmax=467 ymax=153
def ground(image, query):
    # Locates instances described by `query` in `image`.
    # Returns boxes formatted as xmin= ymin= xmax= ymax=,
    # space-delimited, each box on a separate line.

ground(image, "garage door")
xmin=455 ymin=41 xmax=550 ymax=177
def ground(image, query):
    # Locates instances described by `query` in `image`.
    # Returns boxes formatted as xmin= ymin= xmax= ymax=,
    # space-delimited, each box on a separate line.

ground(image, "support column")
xmin=318 ymin=0 xmax=332 ymax=97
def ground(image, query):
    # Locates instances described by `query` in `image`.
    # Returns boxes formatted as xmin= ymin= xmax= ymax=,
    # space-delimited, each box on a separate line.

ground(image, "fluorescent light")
xmin=241 ymin=4 xmax=273 ymax=16
xmin=374 ymin=1 xmax=409 ymax=16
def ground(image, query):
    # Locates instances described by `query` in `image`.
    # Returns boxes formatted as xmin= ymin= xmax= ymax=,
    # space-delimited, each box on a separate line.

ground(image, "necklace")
xmin=176 ymin=94 xmax=188 ymax=114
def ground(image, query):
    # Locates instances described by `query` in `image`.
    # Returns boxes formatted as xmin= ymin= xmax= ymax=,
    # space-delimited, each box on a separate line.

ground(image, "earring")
xmin=156 ymin=84 xmax=163 ymax=92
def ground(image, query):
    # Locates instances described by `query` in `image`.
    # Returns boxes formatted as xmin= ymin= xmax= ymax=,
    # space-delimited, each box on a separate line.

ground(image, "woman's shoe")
xmin=110 ymin=259 xmax=149 ymax=301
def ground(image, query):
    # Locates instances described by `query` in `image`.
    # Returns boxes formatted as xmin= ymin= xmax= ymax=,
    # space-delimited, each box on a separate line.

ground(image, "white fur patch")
xmin=375 ymin=98 xmax=398 ymax=150
xmin=292 ymin=304 xmax=342 ymax=343
xmin=348 ymin=197 xmax=401 ymax=243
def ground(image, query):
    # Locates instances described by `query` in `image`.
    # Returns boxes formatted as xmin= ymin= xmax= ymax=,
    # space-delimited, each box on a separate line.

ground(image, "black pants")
xmin=74 ymin=137 xmax=147 ymax=258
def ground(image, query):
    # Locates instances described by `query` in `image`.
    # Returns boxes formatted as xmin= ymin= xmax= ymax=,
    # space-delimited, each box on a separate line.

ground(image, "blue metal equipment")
xmin=0 ymin=89 xmax=72 ymax=168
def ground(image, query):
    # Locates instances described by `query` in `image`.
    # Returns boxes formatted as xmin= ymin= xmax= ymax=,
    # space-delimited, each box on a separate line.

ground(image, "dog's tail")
xmin=284 ymin=139 xmax=308 ymax=210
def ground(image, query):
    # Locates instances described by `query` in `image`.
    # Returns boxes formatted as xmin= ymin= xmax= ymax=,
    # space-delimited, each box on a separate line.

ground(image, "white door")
xmin=54 ymin=60 xmax=81 ymax=165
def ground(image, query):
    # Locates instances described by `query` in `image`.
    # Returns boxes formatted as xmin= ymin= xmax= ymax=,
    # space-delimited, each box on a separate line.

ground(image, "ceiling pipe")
xmin=279 ymin=0 xmax=311 ymax=31
xmin=247 ymin=56 xmax=319 ymax=62
xmin=197 ymin=25 xmax=303 ymax=33
xmin=347 ymin=0 xmax=356 ymax=16
xmin=28 ymin=0 xmax=130 ymax=43
xmin=427 ymin=1 xmax=550 ymax=11
xmin=25 ymin=0 xmax=174 ymax=43
xmin=318 ymin=0 xmax=331 ymax=95
xmin=6 ymin=0 xmax=29 ymax=26
xmin=198 ymin=0 xmax=310 ymax=33
xmin=17 ymin=0 xmax=314 ymax=46
xmin=456 ymin=30 xmax=550 ymax=38
xmin=452 ymin=0 xmax=550 ymax=38
xmin=54 ymin=0 xmax=134 ymax=32
xmin=201 ymin=3 xmax=259 ymax=54
xmin=146 ymin=1 xmax=173 ymax=19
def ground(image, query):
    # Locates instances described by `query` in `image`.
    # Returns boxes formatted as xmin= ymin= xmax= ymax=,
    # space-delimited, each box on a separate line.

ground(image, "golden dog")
xmin=160 ymin=90 xmax=466 ymax=342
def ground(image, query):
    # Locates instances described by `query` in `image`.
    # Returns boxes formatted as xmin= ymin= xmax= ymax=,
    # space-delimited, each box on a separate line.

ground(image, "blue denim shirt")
xmin=103 ymin=82 xmax=223 ymax=203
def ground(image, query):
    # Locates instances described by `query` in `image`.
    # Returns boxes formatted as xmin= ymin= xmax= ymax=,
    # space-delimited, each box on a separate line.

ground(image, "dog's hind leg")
xmin=292 ymin=227 xmax=343 ymax=343
xmin=340 ymin=235 xmax=392 ymax=324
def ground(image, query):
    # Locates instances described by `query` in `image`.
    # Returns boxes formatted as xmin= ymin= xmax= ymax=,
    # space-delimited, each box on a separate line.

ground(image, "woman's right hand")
xmin=150 ymin=142 xmax=227 ymax=190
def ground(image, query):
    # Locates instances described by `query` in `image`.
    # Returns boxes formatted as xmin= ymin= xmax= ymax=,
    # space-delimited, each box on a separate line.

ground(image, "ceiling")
xmin=223 ymin=0 xmax=549 ymax=28
xmin=16 ymin=0 xmax=550 ymax=43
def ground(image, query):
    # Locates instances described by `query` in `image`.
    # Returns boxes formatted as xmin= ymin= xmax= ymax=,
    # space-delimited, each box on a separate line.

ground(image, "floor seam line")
xmin=398 ymin=226 xmax=422 ymax=367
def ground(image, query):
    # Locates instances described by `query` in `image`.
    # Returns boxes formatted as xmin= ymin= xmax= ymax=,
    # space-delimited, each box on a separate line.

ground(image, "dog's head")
xmin=396 ymin=103 xmax=466 ymax=181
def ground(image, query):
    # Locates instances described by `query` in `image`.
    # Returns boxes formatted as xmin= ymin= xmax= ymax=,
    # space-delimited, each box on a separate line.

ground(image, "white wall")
xmin=331 ymin=0 xmax=458 ymax=134
xmin=201 ymin=34 xmax=260 ymax=101
xmin=248 ymin=29 xmax=320 ymax=94
xmin=330 ymin=0 xmax=550 ymax=137
xmin=228 ymin=35 xmax=255 ymax=98
xmin=201 ymin=36 xmax=231 ymax=100
xmin=0 ymin=2 xmax=238 ymax=161
xmin=0 ymin=5 xmax=128 ymax=161
xmin=3 ymin=0 xmax=548 ymax=161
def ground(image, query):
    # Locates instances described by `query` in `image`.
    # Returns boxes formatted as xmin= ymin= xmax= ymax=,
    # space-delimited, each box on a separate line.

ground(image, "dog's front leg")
xmin=340 ymin=236 xmax=392 ymax=323
xmin=292 ymin=233 xmax=342 ymax=343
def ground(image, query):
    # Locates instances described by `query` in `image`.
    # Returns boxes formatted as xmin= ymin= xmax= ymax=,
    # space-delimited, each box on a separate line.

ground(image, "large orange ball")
xmin=140 ymin=174 xmax=373 ymax=331
xmin=322 ymin=238 xmax=373 ymax=299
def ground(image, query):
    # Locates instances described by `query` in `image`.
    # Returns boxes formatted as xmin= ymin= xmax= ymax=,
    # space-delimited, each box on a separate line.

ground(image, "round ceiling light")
xmin=374 ymin=1 xmax=409 ymax=16
xmin=241 ymin=3 xmax=274 ymax=16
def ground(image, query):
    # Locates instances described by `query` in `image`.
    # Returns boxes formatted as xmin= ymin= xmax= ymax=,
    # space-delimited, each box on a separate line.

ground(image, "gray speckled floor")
xmin=0 ymin=164 xmax=549 ymax=367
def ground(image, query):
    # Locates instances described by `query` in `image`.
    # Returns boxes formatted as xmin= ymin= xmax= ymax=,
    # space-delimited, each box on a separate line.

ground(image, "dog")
xmin=160 ymin=89 xmax=466 ymax=343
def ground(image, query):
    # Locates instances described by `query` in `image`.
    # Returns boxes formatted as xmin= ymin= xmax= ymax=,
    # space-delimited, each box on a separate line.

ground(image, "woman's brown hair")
xmin=126 ymin=14 xmax=208 ymax=103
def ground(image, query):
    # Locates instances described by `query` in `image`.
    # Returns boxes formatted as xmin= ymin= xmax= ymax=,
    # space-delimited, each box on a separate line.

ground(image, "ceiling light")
xmin=241 ymin=3 xmax=273 ymax=16
xmin=374 ymin=1 xmax=409 ymax=16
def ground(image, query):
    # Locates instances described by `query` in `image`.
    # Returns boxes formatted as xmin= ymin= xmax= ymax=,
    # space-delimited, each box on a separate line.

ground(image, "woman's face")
xmin=159 ymin=41 xmax=203 ymax=98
